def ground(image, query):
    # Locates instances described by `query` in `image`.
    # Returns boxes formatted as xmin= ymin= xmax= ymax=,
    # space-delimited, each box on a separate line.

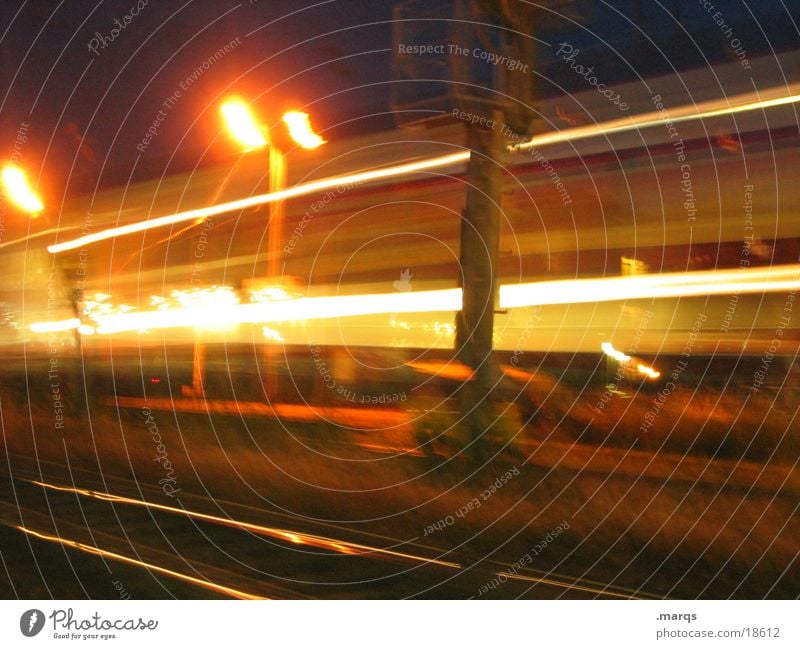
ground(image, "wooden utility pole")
xmin=392 ymin=0 xmax=537 ymax=441
xmin=456 ymin=108 xmax=505 ymax=439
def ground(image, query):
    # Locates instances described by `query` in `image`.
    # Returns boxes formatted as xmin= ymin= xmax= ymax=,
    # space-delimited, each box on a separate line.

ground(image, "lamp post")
xmin=220 ymin=100 xmax=325 ymax=280
xmin=218 ymin=99 xmax=325 ymax=401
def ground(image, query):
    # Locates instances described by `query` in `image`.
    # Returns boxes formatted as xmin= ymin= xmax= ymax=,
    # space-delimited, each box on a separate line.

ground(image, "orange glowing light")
xmin=220 ymin=98 xmax=268 ymax=151
xmin=282 ymin=111 xmax=325 ymax=149
xmin=1 ymin=164 xmax=44 ymax=214
xmin=637 ymin=364 xmax=661 ymax=379
xmin=601 ymin=342 xmax=631 ymax=363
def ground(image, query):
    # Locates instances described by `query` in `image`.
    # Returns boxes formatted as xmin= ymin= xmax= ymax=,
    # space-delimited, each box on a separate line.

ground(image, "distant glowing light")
xmin=1 ymin=165 xmax=44 ymax=215
xmin=77 ymin=324 xmax=96 ymax=336
xmin=601 ymin=342 xmax=631 ymax=362
xmin=30 ymin=318 xmax=80 ymax=334
xmin=637 ymin=364 xmax=661 ymax=379
xmin=221 ymin=98 xmax=268 ymax=151
xmin=262 ymin=326 xmax=285 ymax=342
xmin=249 ymin=286 xmax=294 ymax=303
xmin=282 ymin=111 xmax=325 ymax=149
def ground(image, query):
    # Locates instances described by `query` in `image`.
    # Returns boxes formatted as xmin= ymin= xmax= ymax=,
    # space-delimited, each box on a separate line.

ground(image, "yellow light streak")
xmin=29 ymin=479 xmax=462 ymax=569
xmin=30 ymin=318 xmax=80 ymax=333
xmin=28 ymin=264 xmax=800 ymax=336
xmin=16 ymin=525 xmax=265 ymax=600
xmin=47 ymin=151 xmax=469 ymax=254
xmin=220 ymin=98 xmax=268 ymax=150
xmin=282 ymin=111 xmax=325 ymax=149
xmin=499 ymin=264 xmax=800 ymax=308
xmin=1 ymin=164 xmax=44 ymax=214
xmin=513 ymin=84 xmax=800 ymax=152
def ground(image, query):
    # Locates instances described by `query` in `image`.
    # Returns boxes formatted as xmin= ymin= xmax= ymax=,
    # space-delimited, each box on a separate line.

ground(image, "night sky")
xmin=0 ymin=0 xmax=396 ymax=198
xmin=1 ymin=1 xmax=796 ymax=202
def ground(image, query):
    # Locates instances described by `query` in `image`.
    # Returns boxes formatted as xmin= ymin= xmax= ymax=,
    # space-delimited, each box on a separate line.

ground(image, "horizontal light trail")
xmin=30 ymin=318 xmax=80 ymax=333
xmin=29 ymin=265 xmax=800 ymax=335
xmin=91 ymin=288 xmax=462 ymax=334
xmin=499 ymin=264 xmax=800 ymax=308
xmin=46 ymin=85 xmax=800 ymax=255
xmin=46 ymin=151 xmax=469 ymax=253
xmin=513 ymin=84 xmax=800 ymax=151
xmin=16 ymin=525 xmax=264 ymax=599
xmin=30 ymin=480 xmax=461 ymax=569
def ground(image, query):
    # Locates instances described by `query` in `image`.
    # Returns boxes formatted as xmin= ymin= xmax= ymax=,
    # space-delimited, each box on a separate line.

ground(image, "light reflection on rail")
xmin=16 ymin=525 xmax=265 ymax=600
xmin=28 ymin=480 xmax=462 ymax=570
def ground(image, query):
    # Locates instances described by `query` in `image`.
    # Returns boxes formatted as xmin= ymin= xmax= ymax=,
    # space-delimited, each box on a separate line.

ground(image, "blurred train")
xmin=2 ymin=48 xmax=799 ymax=408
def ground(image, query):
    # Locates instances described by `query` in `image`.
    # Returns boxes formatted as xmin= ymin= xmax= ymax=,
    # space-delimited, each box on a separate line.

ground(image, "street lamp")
xmin=220 ymin=98 xmax=325 ymax=280
xmin=217 ymin=98 xmax=325 ymax=401
xmin=1 ymin=164 xmax=44 ymax=215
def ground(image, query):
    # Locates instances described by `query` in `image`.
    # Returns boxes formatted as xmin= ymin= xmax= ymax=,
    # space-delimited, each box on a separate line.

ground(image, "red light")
xmin=150 ymin=377 xmax=161 ymax=384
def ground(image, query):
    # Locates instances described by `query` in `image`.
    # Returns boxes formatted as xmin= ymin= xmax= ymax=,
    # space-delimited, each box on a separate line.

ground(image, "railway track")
xmin=0 ymin=457 xmax=661 ymax=600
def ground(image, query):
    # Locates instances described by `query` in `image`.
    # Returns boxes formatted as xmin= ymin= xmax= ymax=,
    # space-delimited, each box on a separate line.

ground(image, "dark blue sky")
xmin=0 ymin=0 xmax=397 ymax=195
xmin=1 ymin=0 xmax=796 ymax=200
